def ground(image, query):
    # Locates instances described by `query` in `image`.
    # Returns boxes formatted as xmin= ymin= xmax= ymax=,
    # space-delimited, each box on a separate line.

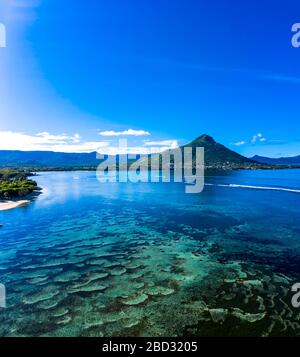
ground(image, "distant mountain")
xmin=182 ymin=134 xmax=256 ymax=167
xmin=0 ymin=150 xmax=138 ymax=169
xmin=251 ymin=155 xmax=300 ymax=165
xmin=137 ymin=134 xmax=258 ymax=169
xmin=0 ymin=150 xmax=101 ymax=168
xmin=0 ymin=135 xmax=263 ymax=169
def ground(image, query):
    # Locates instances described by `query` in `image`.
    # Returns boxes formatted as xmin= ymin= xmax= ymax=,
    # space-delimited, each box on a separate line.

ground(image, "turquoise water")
xmin=1 ymin=169 xmax=300 ymax=336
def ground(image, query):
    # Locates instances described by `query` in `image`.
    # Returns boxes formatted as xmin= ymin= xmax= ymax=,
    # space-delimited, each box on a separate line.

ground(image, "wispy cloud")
xmin=98 ymin=129 xmax=151 ymax=137
xmin=0 ymin=131 xmax=180 ymax=154
xmin=144 ymin=140 xmax=178 ymax=149
xmin=232 ymin=133 xmax=286 ymax=148
xmin=259 ymin=74 xmax=300 ymax=84
xmin=0 ymin=131 xmax=109 ymax=153
xmin=36 ymin=132 xmax=81 ymax=144
xmin=233 ymin=141 xmax=246 ymax=146
xmin=2 ymin=0 xmax=41 ymax=25
xmin=232 ymin=133 xmax=267 ymax=147
xmin=251 ymin=133 xmax=266 ymax=144
xmin=99 ymin=139 xmax=179 ymax=155
xmin=186 ymin=63 xmax=300 ymax=86
xmin=9 ymin=0 xmax=40 ymax=9
xmin=135 ymin=55 xmax=300 ymax=86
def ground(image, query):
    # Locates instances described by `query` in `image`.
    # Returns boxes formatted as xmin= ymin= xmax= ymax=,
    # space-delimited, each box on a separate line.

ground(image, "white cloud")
xmin=100 ymin=145 xmax=175 ymax=156
xmin=0 ymin=131 xmax=180 ymax=155
xmin=35 ymin=132 xmax=81 ymax=144
xmin=98 ymin=139 xmax=179 ymax=156
xmin=98 ymin=129 xmax=151 ymax=137
xmin=0 ymin=131 xmax=109 ymax=153
xmin=251 ymin=133 xmax=266 ymax=144
xmin=232 ymin=133 xmax=269 ymax=147
xmin=144 ymin=140 xmax=179 ymax=149
xmin=100 ymin=146 xmax=153 ymax=156
xmin=51 ymin=142 xmax=109 ymax=153
xmin=233 ymin=141 xmax=247 ymax=146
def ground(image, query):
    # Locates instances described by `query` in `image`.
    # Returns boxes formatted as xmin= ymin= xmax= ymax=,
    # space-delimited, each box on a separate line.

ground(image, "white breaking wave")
xmin=205 ymin=183 xmax=300 ymax=194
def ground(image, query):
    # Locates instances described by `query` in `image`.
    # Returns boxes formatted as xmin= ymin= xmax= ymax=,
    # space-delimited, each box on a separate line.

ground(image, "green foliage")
xmin=0 ymin=170 xmax=38 ymax=199
xmin=0 ymin=169 xmax=31 ymax=180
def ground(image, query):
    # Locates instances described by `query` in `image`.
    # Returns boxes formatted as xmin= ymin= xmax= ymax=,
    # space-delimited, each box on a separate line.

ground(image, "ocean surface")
xmin=1 ymin=169 xmax=300 ymax=336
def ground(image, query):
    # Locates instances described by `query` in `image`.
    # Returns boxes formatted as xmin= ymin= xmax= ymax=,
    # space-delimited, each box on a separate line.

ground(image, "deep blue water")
xmin=0 ymin=169 xmax=300 ymax=336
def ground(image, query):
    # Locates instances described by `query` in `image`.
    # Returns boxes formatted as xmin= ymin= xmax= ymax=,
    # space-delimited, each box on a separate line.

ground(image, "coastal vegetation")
xmin=0 ymin=170 xmax=39 ymax=199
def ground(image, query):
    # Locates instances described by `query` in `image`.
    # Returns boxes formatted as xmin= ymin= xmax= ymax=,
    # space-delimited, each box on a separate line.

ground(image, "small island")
xmin=0 ymin=170 xmax=40 ymax=212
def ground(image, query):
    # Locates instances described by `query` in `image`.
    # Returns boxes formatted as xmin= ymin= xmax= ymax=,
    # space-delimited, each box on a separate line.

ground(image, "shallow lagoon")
xmin=1 ymin=170 xmax=300 ymax=336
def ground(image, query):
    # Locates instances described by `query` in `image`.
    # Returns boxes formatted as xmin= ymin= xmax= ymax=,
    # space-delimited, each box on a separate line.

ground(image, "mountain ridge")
xmin=0 ymin=150 xmax=100 ymax=167
xmin=182 ymin=134 xmax=255 ymax=167
xmin=0 ymin=134 xmax=297 ymax=170
xmin=251 ymin=155 xmax=300 ymax=165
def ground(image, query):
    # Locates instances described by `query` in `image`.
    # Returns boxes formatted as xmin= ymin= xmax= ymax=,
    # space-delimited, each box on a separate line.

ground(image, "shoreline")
xmin=0 ymin=200 xmax=31 ymax=212
xmin=7 ymin=164 xmax=300 ymax=173
xmin=0 ymin=188 xmax=43 ymax=213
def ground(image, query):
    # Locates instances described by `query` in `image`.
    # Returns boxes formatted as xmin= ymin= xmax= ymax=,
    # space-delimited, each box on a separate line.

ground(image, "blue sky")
xmin=0 ymin=0 xmax=300 ymax=156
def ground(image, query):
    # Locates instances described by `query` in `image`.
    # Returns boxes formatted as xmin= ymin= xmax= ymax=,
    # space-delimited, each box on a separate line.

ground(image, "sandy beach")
xmin=0 ymin=200 xmax=31 ymax=211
